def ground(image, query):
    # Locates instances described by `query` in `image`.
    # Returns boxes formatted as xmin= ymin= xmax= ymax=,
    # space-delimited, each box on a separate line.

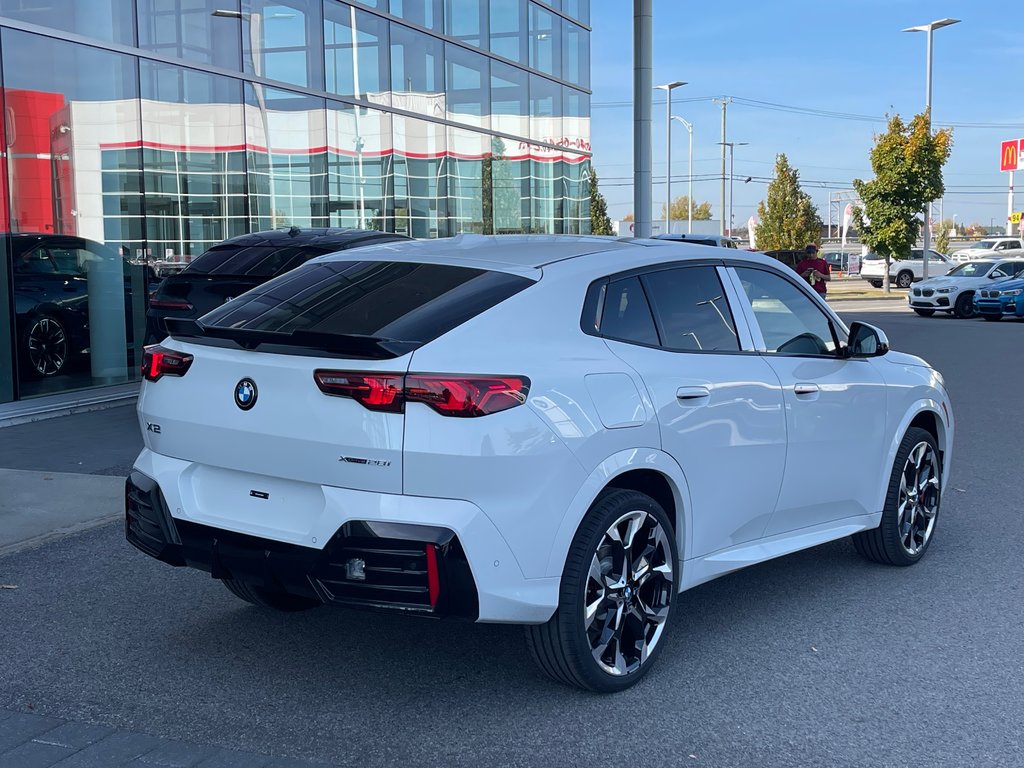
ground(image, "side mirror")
xmin=845 ymin=321 xmax=889 ymax=358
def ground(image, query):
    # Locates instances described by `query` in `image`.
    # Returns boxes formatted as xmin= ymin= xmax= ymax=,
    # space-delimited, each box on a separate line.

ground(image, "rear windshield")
xmin=196 ymin=259 xmax=533 ymax=351
xmin=185 ymin=244 xmax=328 ymax=277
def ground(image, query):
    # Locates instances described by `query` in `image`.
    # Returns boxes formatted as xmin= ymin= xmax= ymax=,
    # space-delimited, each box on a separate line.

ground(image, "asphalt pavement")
xmin=2 ymin=307 xmax=1022 ymax=767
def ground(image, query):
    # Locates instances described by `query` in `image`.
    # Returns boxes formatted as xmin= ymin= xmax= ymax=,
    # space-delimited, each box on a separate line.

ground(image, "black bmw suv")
xmin=146 ymin=227 xmax=409 ymax=344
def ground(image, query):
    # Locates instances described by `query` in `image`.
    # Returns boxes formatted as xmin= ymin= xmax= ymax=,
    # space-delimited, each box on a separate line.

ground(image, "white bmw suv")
xmin=127 ymin=235 xmax=954 ymax=692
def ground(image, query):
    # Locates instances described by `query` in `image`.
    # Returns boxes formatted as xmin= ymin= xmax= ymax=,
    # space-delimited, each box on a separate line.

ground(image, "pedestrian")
xmin=796 ymin=243 xmax=830 ymax=297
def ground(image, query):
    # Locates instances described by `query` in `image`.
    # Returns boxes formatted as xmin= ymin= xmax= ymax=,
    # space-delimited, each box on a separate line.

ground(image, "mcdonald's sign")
xmin=1001 ymin=139 xmax=1022 ymax=172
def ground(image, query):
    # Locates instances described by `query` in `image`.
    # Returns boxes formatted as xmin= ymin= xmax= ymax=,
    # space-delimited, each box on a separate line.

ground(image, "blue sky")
xmin=589 ymin=0 xmax=1023 ymax=230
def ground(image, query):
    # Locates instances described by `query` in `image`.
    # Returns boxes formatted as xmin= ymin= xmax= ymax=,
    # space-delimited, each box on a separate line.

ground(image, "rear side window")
xmin=198 ymin=260 xmax=532 ymax=345
xmin=186 ymin=245 xmax=328 ymax=277
xmin=599 ymin=276 xmax=659 ymax=346
xmin=641 ymin=266 xmax=739 ymax=351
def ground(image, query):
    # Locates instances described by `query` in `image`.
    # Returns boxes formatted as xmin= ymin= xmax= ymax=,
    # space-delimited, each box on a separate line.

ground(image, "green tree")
xmin=754 ymin=154 xmax=823 ymax=250
xmin=589 ymin=168 xmax=613 ymax=235
xmin=660 ymin=195 xmax=713 ymax=222
xmin=853 ymin=111 xmax=953 ymax=291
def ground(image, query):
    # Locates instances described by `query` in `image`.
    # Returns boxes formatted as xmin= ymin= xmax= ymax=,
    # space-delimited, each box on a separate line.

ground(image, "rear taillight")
xmin=142 ymin=345 xmax=194 ymax=382
xmin=313 ymin=371 xmax=530 ymax=417
xmin=405 ymin=375 xmax=529 ymax=417
xmin=149 ymin=298 xmax=194 ymax=311
xmin=313 ymin=371 xmax=404 ymax=413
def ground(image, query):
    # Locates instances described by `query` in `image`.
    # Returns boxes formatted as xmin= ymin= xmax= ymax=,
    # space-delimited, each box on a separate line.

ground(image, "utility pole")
xmin=713 ymin=97 xmax=730 ymax=236
xmin=633 ymin=0 xmax=653 ymax=238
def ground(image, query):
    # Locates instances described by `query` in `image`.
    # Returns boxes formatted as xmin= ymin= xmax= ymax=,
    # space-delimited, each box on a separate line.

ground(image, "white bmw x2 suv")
xmin=127 ymin=235 xmax=954 ymax=692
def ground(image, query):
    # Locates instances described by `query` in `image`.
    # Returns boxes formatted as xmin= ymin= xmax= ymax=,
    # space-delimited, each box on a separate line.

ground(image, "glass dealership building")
xmin=0 ymin=0 xmax=591 ymax=407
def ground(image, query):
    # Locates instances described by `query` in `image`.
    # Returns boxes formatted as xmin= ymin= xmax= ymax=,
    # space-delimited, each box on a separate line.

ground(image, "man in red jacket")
xmin=796 ymin=243 xmax=830 ymax=297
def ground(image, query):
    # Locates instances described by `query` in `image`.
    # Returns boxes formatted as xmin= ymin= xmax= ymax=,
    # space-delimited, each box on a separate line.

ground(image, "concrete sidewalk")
xmin=0 ymin=404 xmax=140 ymax=556
xmin=0 ymin=469 xmax=122 ymax=556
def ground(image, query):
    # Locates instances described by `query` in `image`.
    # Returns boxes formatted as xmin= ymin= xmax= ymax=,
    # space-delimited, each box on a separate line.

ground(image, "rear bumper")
xmin=126 ymin=449 xmax=559 ymax=623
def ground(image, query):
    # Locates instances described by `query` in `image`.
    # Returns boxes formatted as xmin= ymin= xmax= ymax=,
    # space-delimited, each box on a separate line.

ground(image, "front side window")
xmin=735 ymin=267 xmax=839 ymax=356
xmin=640 ymin=267 xmax=739 ymax=352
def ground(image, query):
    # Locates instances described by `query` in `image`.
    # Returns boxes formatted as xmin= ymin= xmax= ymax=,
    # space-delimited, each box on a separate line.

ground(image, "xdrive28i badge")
xmin=234 ymin=378 xmax=258 ymax=410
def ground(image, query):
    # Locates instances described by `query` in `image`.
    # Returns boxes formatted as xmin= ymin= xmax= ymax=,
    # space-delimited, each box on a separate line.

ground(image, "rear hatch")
xmin=139 ymin=257 xmax=535 ymax=498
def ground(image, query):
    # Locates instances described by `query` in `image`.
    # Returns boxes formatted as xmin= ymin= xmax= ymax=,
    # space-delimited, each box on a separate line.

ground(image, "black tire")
xmin=896 ymin=271 xmax=914 ymax=289
xmin=526 ymin=489 xmax=678 ymax=692
xmin=912 ymin=308 xmax=935 ymax=317
xmin=20 ymin=315 xmax=69 ymax=378
xmin=982 ymin=314 xmax=1001 ymax=322
xmin=953 ymin=293 xmax=976 ymax=319
xmin=222 ymin=579 xmax=321 ymax=611
xmin=869 ymin=280 xmax=883 ymax=289
xmin=853 ymin=427 xmax=940 ymax=566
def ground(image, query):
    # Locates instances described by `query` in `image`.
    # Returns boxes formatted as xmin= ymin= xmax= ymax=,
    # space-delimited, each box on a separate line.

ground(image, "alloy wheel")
xmin=897 ymin=441 xmax=940 ymax=556
xmin=584 ymin=510 xmax=674 ymax=676
xmin=27 ymin=317 xmax=68 ymax=376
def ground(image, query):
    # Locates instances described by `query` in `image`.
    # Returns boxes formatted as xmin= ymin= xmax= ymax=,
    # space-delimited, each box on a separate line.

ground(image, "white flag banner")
xmin=841 ymin=203 xmax=854 ymax=249
xmin=748 ymin=216 xmax=758 ymax=249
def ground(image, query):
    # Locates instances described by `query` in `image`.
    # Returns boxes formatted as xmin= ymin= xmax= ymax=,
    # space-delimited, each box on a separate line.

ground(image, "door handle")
xmin=676 ymin=386 xmax=711 ymax=402
xmin=794 ymin=383 xmax=819 ymax=396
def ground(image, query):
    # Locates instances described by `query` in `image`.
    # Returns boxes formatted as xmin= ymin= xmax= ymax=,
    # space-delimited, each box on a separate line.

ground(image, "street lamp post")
xmin=671 ymin=116 xmax=693 ymax=233
xmin=718 ymin=141 xmax=748 ymax=237
xmin=903 ymin=17 xmax=960 ymax=278
xmin=655 ymin=81 xmax=686 ymax=235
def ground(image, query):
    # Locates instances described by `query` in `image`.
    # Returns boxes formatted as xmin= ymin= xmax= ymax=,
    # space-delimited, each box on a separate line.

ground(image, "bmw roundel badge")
xmin=234 ymin=378 xmax=258 ymax=411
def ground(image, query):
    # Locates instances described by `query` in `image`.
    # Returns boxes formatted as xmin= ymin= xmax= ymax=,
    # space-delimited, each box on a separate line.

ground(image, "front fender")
xmin=544 ymin=448 xmax=694 ymax=578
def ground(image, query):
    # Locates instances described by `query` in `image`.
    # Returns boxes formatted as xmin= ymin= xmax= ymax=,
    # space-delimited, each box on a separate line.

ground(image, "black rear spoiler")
xmin=164 ymin=318 xmax=418 ymax=360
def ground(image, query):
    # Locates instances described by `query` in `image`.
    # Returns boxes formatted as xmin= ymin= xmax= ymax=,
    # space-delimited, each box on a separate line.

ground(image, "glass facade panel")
xmin=242 ymin=0 xmax=325 ymax=89
xmin=489 ymin=0 xmax=526 ymax=64
xmin=530 ymin=73 xmax=561 ymax=144
xmin=0 ymin=0 xmax=135 ymax=44
xmin=390 ymin=21 xmax=444 ymax=95
xmin=244 ymin=84 xmax=329 ymax=230
xmin=562 ymin=18 xmax=589 ymax=89
xmin=138 ymin=0 xmax=243 ymax=70
xmin=390 ymin=0 xmax=443 ymax=33
xmin=529 ymin=3 xmax=560 ymax=78
xmin=1 ymin=29 xmax=146 ymax=398
xmin=0 ymin=2 xmax=589 ymax=406
xmin=562 ymin=0 xmax=589 ymax=26
xmin=392 ymin=114 xmax=446 ymax=238
xmin=324 ymin=2 xmax=390 ymax=103
xmin=327 ymin=101 xmax=393 ymax=230
xmin=445 ymin=0 xmax=486 ymax=48
xmin=140 ymin=61 xmax=247 ymax=262
xmin=445 ymin=44 xmax=489 ymax=130
xmin=447 ymin=127 xmax=486 ymax=235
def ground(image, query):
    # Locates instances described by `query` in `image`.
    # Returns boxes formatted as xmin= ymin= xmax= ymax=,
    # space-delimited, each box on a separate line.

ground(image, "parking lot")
xmin=1 ymin=306 xmax=1022 ymax=767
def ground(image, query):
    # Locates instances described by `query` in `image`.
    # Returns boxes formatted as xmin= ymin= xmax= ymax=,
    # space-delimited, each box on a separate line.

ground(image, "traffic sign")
xmin=1011 ymin=212 xmax=1022 ymax=225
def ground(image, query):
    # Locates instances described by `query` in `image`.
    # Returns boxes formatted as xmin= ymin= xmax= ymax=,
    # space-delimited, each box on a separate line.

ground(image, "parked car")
xmin=127 ymin=235 xmax=954 ymax=692
xmin=974 ymin=274 xmax=1024 ymax=321
xmin=860 ymin=249 xmax=953 ymax=288
xmin=145 ymin=227 xmax=409 ymax=344
xmin=761 ymin=249 xmax=804 ymax=271
xmin=9 ymin=232 xmax=156 ymax=378
xmin=653 ymin=233 xmax=740 ymax=248
xmin=824 ymin=251 xmax=855 ymax=273
xmin=950 ymin=237 xmax=1024 ymax=263
xmin=908 ymin=260 xmax=1024 ymax=318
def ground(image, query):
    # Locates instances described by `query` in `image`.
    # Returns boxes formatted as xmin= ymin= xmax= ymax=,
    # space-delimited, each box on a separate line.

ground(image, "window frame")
xmin=723 ymin=263 xmax=849 ymax=359
xmin=579 ymin=259 xmax=758 ymax=355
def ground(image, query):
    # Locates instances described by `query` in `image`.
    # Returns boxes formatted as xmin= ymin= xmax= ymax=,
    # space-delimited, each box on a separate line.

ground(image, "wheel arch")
xmin=876 ymin=401 xmax=952 ymax=513
xmin=544 ymin=448 xmax=693 ymax=580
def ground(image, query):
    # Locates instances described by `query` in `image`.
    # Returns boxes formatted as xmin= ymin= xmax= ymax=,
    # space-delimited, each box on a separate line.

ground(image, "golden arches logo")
xmin=1001 ymin=140 xmax=1019 ymax=172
